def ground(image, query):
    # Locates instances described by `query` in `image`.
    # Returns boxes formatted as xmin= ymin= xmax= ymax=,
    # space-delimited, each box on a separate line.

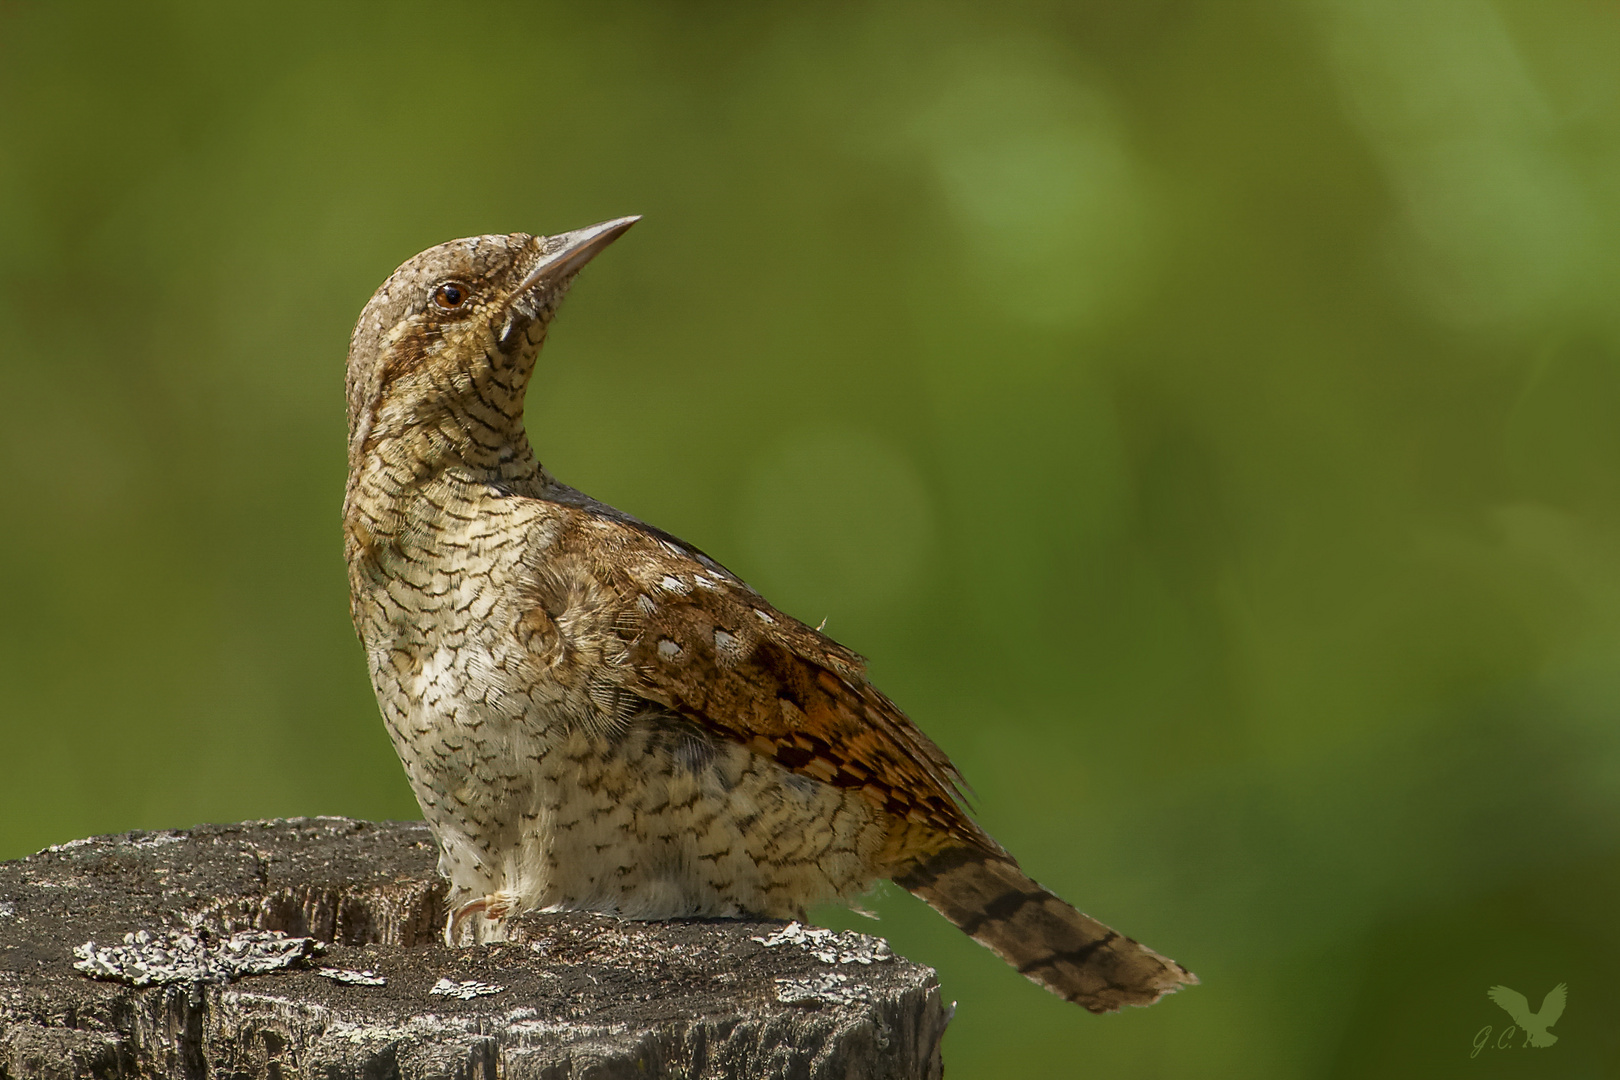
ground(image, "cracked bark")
xmin=0 ymin=819 xmax=948 ymax=1079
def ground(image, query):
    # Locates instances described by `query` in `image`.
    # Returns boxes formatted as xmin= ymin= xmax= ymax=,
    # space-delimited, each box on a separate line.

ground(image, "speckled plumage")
xmin=342 ymin=218 xmax=1196 ymax=1012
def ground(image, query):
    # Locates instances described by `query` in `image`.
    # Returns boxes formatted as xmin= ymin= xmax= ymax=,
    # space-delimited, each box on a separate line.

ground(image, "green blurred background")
xmin=3 ymin=1 xmax=1619 ymax=1075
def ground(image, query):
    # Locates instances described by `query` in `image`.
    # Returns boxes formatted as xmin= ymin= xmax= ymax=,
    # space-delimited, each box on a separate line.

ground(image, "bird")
xmin=1487 ymin=983 xmax=1566 ymax=1047
xmin=341 ymin=216 xmax=1197 ymax=1013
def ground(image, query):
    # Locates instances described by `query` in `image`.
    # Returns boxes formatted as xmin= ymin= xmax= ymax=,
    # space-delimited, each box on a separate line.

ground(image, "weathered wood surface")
xmin=0 ymin=818 xmax=949 ymax=1079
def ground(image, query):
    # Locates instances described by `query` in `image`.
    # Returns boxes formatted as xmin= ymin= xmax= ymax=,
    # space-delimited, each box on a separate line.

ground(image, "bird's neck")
xmin=346 ymin=412 xmax=550 ymax=519
xmin=446 ymin=410 xmax=545 ymax=483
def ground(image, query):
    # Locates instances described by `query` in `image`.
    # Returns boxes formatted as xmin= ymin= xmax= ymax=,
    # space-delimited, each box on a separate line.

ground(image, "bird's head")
xmin=344 ymin=216 xmax=638 ymax=477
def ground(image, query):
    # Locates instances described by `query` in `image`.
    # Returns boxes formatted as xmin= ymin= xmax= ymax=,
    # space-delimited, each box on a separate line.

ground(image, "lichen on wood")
xmin=0 ymin=818 xmax=949 ymax=1079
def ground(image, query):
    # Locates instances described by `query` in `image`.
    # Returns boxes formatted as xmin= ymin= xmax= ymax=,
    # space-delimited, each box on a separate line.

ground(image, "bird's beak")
xmin=514 ymin=215 xmax=640 ymax=298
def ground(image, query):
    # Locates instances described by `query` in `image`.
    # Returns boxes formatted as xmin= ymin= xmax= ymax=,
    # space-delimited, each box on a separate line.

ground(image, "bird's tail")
xmin=895 ymin=845 xmax=1197 ymax=1013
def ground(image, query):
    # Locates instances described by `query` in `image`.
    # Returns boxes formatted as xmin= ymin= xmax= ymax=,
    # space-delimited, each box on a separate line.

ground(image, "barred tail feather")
xmin=895 ymin=846 xmax=1197 ymax=1013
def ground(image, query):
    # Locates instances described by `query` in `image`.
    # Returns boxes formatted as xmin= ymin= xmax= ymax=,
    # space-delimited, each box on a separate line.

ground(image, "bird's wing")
xmin=525 ymin=504 xmax=987 ymax=850
xmin=1487 ymin=986 xmax=1532 ymax=1026
xmin=1539 ymin=983 xmax=1567 ymax=1026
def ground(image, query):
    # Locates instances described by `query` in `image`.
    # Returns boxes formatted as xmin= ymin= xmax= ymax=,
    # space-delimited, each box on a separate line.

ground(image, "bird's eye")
xmin=432 ymin=282 xmax=469 ymax=309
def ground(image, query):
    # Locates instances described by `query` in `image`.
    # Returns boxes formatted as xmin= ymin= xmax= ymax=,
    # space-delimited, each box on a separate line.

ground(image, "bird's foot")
xmin=444 ymin=891 xmax=519 ymax=946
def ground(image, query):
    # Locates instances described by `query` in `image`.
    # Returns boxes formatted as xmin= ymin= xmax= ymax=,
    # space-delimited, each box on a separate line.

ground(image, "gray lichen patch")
xmin=751 ymin=920 xmax=894 ymax=965
xmin=72 ymin=929 xmax=324 ymax=987
xmin=775 ymin=972 xmax=872 ymax=1007
xmin=428 ymin=977 xmax=504 ymax=999
xmin=316 ymin=967 xmax=387 ymax=987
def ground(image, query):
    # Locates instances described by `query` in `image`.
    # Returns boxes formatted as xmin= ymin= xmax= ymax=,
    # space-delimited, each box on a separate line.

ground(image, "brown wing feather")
xmin=541 ymin=507 xmax=988 ymax=849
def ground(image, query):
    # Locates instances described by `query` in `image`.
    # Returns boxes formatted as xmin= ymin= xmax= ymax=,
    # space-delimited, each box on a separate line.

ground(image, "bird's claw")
xmin=444 ymin=892 xmax=517 ymax=946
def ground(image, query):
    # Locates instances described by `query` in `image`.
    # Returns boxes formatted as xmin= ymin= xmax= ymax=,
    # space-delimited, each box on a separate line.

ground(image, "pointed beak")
xmin=514 ymin=215 xmax=640 ymax=297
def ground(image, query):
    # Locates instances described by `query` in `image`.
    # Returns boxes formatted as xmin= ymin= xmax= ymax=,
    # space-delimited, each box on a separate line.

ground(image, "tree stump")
xmin=0 ymin=818 xmax=949 ymax=1079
